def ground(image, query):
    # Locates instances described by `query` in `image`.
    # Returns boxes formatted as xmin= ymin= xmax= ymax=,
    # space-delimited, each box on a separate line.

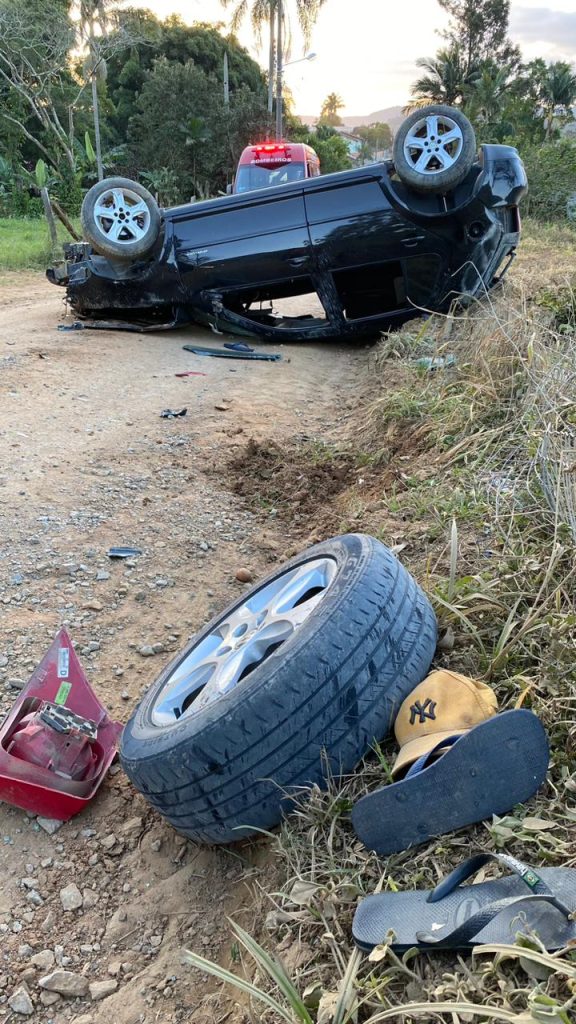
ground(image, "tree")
xmin=464 ymin=64 xmax=513 ymax=129
xmin=539 ymin=62 xmax=576 ymax=139
xmin=438 ymin=0 xmax=520 ymax=73
xmin=129 ymin=57 xmax=271 ymax=199
xmin=319 ymin=92 xmax=344 ymax=126
xmin=352 ymin=122 xmax=392 ymax=158
xmin=409 ymin=46 xmax=479 ymax=108
xmin=105 ymin=16 xmax=266 ymax=140
xmin=288 ymin=120 xmax=352 ymax=172
xmin=220 ymin=1 xmax=326 ymax=113
xmin=312 ymin=125 xmax=352 ymax=171
xmin=222 ymin=0 xmax=276 ymax=113
xmin=182 ymin=115 xmax=210 ymax=195
xmin=0 ymin=0 xmax=76 ymax=171
xmin=128 ymin=57 xmax=215 ymax=194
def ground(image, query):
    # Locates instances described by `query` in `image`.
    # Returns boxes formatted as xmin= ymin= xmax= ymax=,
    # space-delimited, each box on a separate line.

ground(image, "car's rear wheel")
xmin=120 ymin=534 xmax=437 ymax=844
xmin=393 ymin=105 xmax=476 ymax=193
xmin=81 ymin=177 xmax=161 ymax=260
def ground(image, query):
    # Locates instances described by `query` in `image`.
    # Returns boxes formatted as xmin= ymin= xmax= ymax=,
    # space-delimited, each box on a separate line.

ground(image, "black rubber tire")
xmin=393 ymin=104 xmax=476 ymax=194
xmin=120 ymin=534 xmax=437 ymax=844
xmin=80 ymin=176 xmax=160 ymax=260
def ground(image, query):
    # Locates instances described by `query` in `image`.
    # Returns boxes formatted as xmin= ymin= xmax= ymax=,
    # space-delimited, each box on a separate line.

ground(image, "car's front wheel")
xmin=80 ymin=177 xmax=161 ymax=260
xmin=393 ymin=105 xmax=477 ymax=193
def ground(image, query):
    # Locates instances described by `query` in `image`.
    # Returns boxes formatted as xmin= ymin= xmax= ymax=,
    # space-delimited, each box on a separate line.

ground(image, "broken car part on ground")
xmin=0 ymin=629 xmax=122 ymax=820
xmin=47 ymin=106 xmax=527 ymax=342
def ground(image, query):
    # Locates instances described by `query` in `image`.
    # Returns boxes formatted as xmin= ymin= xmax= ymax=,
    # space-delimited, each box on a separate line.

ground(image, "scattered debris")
xmin=57 ymin=322 xmax=84 ymax=332
xmin=414 ymin=354 xmax=456 ymax=371
xmin=0 ymin=629 xmax=122 ymax=819
xmin=160 ymin=407 xmax=188 ymax=418
xmin=107 ymin=546 xmax=142 ymax=559
xmin=235 ymin=568 xmax=253 ymax=583
xmin=224 ymin=341 xmax=253 ymax=352
xmin=183 ymin=344 xmax=282 ymax=361
xmin=175 ymin=370 xmax=207 ymax=377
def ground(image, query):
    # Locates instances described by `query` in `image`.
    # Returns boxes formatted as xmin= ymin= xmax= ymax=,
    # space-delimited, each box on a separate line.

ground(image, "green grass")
xmin=191 ymin=246 xmax=576 ymax=1024
xmin=0 ymin=216 xmax=78 ymax=271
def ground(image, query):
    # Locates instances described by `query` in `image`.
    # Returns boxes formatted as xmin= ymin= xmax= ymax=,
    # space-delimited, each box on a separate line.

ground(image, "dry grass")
xmin=190 ymin=223 xmax=576 ymax=1023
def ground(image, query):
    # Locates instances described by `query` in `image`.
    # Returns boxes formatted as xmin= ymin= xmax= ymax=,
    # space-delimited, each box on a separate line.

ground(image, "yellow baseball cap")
xmin=392 ymin=670 xmax=498 ymax=778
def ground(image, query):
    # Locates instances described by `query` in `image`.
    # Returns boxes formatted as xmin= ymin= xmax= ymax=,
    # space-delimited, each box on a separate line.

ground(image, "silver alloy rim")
xmin=93 ymin=186 xmax=151 ymax=244
xmin=151 ymin=557 xmax=337 ymax=725
xmin=403 ymin=114 xmax=464 ymax=176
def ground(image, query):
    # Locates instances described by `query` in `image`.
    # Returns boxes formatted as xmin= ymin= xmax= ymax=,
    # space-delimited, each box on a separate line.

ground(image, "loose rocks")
xmin=31 ymin=949 xmax=55 ymax=970
xmin=8 ymin=986 xmax=34 ymax=1015
xmin=89 ymin=979 xmax=118 ymax=1000
xmin=59 ymin=882 xmax=83 ymax=910
xmin=39 ymin=970 xmax=89 ymax=997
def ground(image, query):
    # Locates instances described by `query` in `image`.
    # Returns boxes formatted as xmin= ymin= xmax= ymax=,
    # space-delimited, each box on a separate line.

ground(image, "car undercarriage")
xmin=48 ymin=108 xmax=528 ymax=342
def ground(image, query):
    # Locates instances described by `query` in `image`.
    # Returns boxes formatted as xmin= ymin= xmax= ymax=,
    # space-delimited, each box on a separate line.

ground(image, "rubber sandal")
xmin=353 ymin=851 xmax=576 ymax=952
xmin=351 ymin=710 xmax=549 ymax=855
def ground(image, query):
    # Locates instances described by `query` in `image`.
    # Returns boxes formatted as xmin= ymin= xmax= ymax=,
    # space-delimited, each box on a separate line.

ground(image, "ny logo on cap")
xmin=409 ymin=698 xmax=437 ymax=725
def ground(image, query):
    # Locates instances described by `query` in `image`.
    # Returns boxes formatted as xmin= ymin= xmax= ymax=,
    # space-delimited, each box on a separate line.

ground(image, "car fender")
xmin=472 ymin=144 xmax=528 ymax=209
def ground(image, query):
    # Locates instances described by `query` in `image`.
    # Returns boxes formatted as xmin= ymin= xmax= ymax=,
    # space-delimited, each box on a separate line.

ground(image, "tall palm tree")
xmin=319 ymin=91 xmax=344 ymax=125
xmin=464 ymin=66 xmax=512 ymax=126
xmin=540 ymin=61 xmax=576 ymax=139
xmin=220 ymin=1 xmax=326 ymax=113
xmin=407 ymin=46 xmax=479 ymax=111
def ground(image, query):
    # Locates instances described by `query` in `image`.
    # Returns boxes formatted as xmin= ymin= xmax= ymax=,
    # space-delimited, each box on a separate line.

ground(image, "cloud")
xmin=510 ymin=7 xmax=576 ymax=50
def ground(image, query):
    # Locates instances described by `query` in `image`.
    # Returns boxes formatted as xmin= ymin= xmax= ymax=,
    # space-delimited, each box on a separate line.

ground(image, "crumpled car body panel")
xmin=48 ymin=144 xmax=527 ymax=341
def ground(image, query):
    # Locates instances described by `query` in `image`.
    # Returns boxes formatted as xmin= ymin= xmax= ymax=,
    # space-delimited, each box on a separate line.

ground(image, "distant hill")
xmin=298 ymin=106 xmax=404 ymax=132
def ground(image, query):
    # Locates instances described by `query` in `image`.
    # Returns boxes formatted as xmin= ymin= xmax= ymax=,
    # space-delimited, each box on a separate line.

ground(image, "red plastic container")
xmin=0 ymin=629 xmax=123 ymax=819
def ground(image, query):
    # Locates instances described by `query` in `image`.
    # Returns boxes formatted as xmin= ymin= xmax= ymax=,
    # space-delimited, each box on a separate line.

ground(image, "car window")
xmin=235 ymin=163 xmax=306 ymax=193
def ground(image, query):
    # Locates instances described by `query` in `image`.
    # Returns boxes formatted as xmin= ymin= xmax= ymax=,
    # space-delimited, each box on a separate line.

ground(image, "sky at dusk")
xmin=123 ymin=1 xmax=576 ymax=116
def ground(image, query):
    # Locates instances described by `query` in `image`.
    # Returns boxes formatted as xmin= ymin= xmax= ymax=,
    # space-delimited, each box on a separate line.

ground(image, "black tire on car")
xmin=393 ymin=104 xmax=477 ymax=193
xmin=80 ymin=176 xmax=161 ymax=260
xmin=120 ymin=534 xmax=437 ymax=844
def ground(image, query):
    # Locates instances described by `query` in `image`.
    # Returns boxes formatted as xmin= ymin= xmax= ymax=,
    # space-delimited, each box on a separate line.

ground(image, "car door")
xmin=304 ymin=170 xmax=412 ymax=321
xmin=170 ymin=186 xmax=312 ymax=298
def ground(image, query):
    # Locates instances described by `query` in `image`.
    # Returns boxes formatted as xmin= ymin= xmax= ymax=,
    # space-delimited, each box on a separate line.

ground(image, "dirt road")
xmin=0 ymin=272 xmax=369 ymax=1024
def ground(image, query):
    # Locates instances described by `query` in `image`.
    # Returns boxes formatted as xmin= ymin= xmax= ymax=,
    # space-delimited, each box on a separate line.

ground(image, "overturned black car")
xmin=48 ymin=106 xmax=528 ymax=342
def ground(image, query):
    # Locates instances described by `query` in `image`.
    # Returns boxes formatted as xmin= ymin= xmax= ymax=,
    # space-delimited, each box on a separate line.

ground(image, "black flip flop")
xmin=352 ymin=710 xmax=549 ymax=855
xmin=353 ymin=852 xmax=576 ymax=952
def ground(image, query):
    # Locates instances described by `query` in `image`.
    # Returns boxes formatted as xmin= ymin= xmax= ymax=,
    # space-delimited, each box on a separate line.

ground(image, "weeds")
xmin=192 ymin=224 xmax=576 ymax=1023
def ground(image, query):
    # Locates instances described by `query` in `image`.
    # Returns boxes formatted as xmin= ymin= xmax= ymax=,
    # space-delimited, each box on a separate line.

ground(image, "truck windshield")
xmin=235 ymin=162 xmax=306 ymax=193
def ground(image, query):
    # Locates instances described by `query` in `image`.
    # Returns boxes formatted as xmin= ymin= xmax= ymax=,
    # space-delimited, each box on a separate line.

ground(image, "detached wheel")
xmin=393 ymin=104 xmax=476 ymax=193
xmin=80 ymin=176 xmax=160 ymax=260
xmin=120 ymin=534 xmax=437 ymax=844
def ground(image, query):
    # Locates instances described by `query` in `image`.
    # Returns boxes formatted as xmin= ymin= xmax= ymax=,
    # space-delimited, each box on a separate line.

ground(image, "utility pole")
xmin=275 ymin=0 xmax=283 ymax=140
xmin=91 ymin=70 xmax=104 ymax=181
xmin=223 ymin=51 xmax=229 ymax=105
xmin=267 ymin=0 xmax=275 ymax=115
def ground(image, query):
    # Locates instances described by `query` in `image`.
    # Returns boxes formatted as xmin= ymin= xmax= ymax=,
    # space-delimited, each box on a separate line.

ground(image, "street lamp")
xmin=285 ymin=53 xmax=317 ymax=66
